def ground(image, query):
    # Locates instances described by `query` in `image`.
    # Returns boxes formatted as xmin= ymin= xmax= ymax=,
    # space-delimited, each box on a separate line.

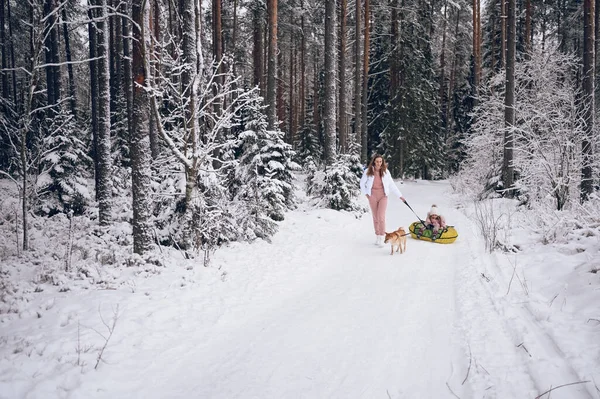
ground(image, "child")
xmin=417 ymin=204 xmax=447 ymax=241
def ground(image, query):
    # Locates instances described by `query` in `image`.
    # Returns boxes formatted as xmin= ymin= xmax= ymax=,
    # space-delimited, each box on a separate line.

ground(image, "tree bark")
xmin=88 ymin=0 xmax=99 ymax=200
xmin=131 ymin=0 xmax=153 ymax=254
xmin=524 ymin=0 xmax=532 ymax=54
xmin=179 ymin=0 xmax=199 ymax=212
xmin=355 ymin=0 xmax=363 ymax=160
xmin=7 ymin=0 xmax=15 ymax=104
xmin=213 ymin=0 xmax=223 ymax=115
xmin=267 ymin=0 xmax=278 ymax=129
xmin=300 ymin=0 xmax=306 ymax=133
xmin=96 ymin=0 xmax=113 ymax=225
xmin=581 ymin=0 xmax=595 ymax=201
xmin=288 ymin=12 xmax=294 ymax=144
xmin=122 ymin=0 xmax=135 ymax=153
xmin=61 ymin=1 xmax=77 ymax=116
xmin=501 ymin=0 xmax=506 ymax=68
xmin=44 ymin=0 xmax=58 ymax=106
xmin=324 ymin=0 xmax=337 ymax=165
xmin=503 ymin=0 xmax=515 ymax=195
xmin=338 ymin=0 xmax=348 ymax=153
xmin=0 ymin=0 xmax=8 ymax=99
xmin=252 ymin=2 xmax=263 ymax=90
xmin=361 ymin=0 xmax=369 ymax=158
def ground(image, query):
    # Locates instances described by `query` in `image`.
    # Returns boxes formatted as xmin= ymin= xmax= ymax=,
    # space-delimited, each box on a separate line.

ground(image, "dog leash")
xmin=402 ymin=200 xmax=427 ymax=226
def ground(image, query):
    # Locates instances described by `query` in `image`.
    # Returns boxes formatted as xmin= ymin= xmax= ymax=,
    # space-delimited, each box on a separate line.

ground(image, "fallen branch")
xmin=534 ymin=380 xmax=590 ymax=399
xmin=516 ymin=342 xmax=532 ymax=357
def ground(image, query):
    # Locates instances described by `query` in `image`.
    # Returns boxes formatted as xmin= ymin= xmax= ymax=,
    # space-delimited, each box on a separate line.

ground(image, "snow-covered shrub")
xmin=37 ymin=108 xmax=92 ymax=216
xmin=306 ymin=153 xmax=365 ymax=212
xmin=229 ymin=90 xmax=299 ymax=232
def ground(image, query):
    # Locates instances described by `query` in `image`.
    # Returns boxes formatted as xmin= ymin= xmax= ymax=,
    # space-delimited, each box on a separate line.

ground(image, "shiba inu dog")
xmin=384 ymin=227 xmax=407 ymax=255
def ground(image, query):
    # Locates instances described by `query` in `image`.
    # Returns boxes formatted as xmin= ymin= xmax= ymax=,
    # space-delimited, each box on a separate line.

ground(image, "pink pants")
xmin=368 ymin=188 xmax=387 ymax=235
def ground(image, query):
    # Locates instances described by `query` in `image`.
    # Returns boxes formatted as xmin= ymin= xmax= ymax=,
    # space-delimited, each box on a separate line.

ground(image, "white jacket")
xmin=360 ymin=169 xmax=403 ymax=198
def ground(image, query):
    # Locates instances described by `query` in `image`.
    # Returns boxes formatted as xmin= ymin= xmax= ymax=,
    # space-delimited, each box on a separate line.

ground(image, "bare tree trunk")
xmin=44 ymin=0 xmax=58 ymax=106
xmin=524 ymin=0 xmax=532 ymax=54
xmin=213 ymin=0 xmax=223 ymax=115
xmin=122 ymin=0 xmax=135 ymax=154
xmin=581 ymin=0 xmax=595 ymax=200
xmin=361 ymin=0 xmax=369 ymax=158
xmin=131 ymin=0 xmax=153 ymax=254
xmin=288 ymin=14 xmax=294 ymax=144
xmin=355 ymin=0 xmax=363 ymax=160
xmin=439 ymin=0 xmax=448 ymax=135
xmin=267 ymin=0 xmax=278 ymax=129
xmin=7 ymin=0 xmax=15 ymax=104
xmin=180 ymin=0 xmax=199 ymax=210
xmin=503 ymin=0 xmax=515 ymax=195
xmin=300 ymin=0 xmax=306 ymax=131
xmin=232 ymin=0 xmax=238 ymax=77
xmin=338 ymin=0 xmax=347 ymax=153
xmin=501 ymin=0 xmax=506 ymax=68
xmin=61 ymin=1 xmax=77 ymax=116
xmin=97 ymin=0 xmax=113 ymax=225
xmin=88 ymin=0 xmax=99 ymax=200
xmin=0 ymin=0 xmax=8 ymax=99
xmin=313 ymin=50 xmax=320 ymax=141
xmin=277 ymin=45 xmax=284 ymax=127
xmin=324 ymin=0 xmax=337 ymax=165
xmin=252 ymin=2 xmax=263 ymax=90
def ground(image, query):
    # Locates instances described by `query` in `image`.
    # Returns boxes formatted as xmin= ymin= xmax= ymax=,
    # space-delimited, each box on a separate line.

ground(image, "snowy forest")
xmin=0 ymin=0 xmax=598 ymax=262
xmin=3 ymin=0 xmax=600 ymax=396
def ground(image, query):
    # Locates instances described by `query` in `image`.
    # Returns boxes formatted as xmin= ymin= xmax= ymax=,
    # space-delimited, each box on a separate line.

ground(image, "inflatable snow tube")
xmin=409 ymin=221 xmax=458 ymax=244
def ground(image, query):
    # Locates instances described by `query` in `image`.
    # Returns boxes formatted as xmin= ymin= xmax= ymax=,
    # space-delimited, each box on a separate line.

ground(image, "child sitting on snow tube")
xmin=417 ymin=204 xmax=447 ymax=241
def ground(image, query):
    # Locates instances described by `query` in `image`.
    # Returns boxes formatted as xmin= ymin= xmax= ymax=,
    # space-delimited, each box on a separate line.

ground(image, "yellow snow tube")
xmin=409 ymin=221 xmax=458 ymax=244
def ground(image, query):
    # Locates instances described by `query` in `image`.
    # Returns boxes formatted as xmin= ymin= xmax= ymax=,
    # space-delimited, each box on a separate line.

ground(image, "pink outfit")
xmin=368 ymin=173 xmax=387 ymax=235
xmin=425 ymin=212 xmax=447 ymax=232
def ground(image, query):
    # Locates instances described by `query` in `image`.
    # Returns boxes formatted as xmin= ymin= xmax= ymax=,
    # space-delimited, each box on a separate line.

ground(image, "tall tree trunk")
xmin=267 ymin=0 xmax=278 ymax=129
xmin=355 ymin=0 xmax=363 ymax=160
xmin=44 ymin=0 xmax=57 ymax=106
xmin=581 ymin=0 xmax=595 ymax=200
xmin=300 ymin=0 xmax=306 ymax=133
xmin=324 ymin=0 xmax=337 ymax=165
xmin=122 ymin=0 xmax=135 ymax=154
xmin=338 ymin=0 xmax=348 ymax=153
xmin=97 ymin=0 xmax=113 ymax=225
xmin=7 ymin=0 xmax=15 ymax=104
xmin=0 ymin=0 xmax=8 ymax=99
xmin=232 ymin=0 xmax=238 ymax=77
xmin=501 ymin=0 xmax=506 ymax=67
xmin=288 ymin=15 xmax=294 ymax=144
xmin=277 ymin=45 xmax=284 ymax=126
xmin=213 ymin=0 xmax=223 ymax=115
xmin=524 ymin=0 xmax=532 ymax=54
xmin=361 ymin=0 xmax=369 ymax=158
xmin=180 ymin=0 xmax=199 ymax=213
xmin=88 ymin=0 xmax=100 ymax=200
xmin=313 ymin=50 xmax=320 ymax=142
xmin=131 ymin=0 xmax=153 ymax=254
xmin=439 ymin=0 xmax=448 ymax=135
xmin=503 ymin=0 xmax=515 ymax=195
xmin=61 ymin=2 xmax=77 ymax=116
xmin=252 ymin=2 xmax=263 ymax=90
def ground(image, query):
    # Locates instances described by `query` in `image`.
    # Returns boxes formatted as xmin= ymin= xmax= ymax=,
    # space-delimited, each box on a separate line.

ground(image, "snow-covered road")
xmin=2 ymin=180 xmax=596 ymax=399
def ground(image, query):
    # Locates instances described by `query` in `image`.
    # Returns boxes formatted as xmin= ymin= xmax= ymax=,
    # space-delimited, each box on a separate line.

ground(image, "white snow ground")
xmin=1 ymin=179 xmax=599 ymax=399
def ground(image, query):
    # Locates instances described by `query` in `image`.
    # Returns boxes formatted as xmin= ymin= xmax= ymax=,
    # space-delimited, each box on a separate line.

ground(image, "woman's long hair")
xmin=366 ymin=154 xmax=388 ymax=177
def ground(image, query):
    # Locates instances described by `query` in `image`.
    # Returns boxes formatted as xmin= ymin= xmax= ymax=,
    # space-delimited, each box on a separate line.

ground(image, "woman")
xmin=360 ymin=154 xmax=405 ymax=246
